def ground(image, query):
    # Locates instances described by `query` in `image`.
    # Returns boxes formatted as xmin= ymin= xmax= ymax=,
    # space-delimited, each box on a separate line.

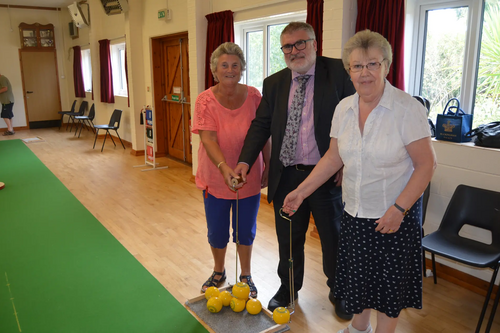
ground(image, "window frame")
xmin=235 ymin=11 xmax=307 ymax=86
xmin=110 ymin=42 xmax=128 ymax=97
xmin=408 ymin=0 xmax=485 ymax=115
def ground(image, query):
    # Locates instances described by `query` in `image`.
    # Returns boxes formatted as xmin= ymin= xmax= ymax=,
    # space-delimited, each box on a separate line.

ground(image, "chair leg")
xmin=107 ymin=130 xmax=117 ymax=147
xmin=115 ymin=130 xmax=125 ymax=149
xmin=93 ymin=129 xmax=99 ymax=149
xmin=485 ymin=269 xmax=500 ymax=333
xmin=78 ymin=121 xmax=84 ymax=138
xmin=423 ymin=248 xmax=427 ymax=277
xmin=74 ymin=120 xmax=81 ymax=137
xmin=59 ymin=115 xmax=64 ymax=130
xmin=101 ymin=130 xmax=110 ymax=152
xmin=476 ymin=265 xmax=500 ymax=333
xmin=431 ymin=253 xmax=437 ymax=284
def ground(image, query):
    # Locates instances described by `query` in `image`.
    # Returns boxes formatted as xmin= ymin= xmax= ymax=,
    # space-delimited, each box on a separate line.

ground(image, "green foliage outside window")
xmin=422 ymin=1 xmax=500 ymax=128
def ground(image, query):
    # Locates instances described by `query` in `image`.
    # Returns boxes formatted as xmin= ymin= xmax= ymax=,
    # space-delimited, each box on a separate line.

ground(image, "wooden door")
xmin=152 ymin=33 xmax=191 ymax=164
xmin=20 ymin=50 xmax=61 ymax=128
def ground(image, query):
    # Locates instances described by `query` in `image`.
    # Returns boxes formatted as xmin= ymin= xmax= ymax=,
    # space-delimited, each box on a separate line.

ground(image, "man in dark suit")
xmin=233 ymin=22 xmax=355 ymax=320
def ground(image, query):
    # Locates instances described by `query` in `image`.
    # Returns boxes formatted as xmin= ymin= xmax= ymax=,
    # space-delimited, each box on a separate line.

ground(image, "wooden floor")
xmin=2 ymin=128 xmax=499 ymax=333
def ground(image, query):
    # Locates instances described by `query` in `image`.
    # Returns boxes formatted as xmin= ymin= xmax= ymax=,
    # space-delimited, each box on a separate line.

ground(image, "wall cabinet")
xmin=19 ymin=23 xmax=55 ymax=50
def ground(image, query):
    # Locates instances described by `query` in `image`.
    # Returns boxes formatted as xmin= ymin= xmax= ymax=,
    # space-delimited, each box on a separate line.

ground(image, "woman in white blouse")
xmin=282 ymin=30 xmax=436 ymax=333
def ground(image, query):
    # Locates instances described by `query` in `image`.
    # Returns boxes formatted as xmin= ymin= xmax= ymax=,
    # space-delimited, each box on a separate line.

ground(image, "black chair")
xmin=422 ymin=184 xmax=500 ymax=333
xmin=93 ymin=109 xmax=125 ymax=152
xmin=413 ymin=95 xmax=435 ymax=137
xmin=66 ymin=101 xmax=88 ymax=133
xmin=74 ymin=103 xmax=95 ymax=138
xmin=58 ymin=100 xmax=77 ymax=130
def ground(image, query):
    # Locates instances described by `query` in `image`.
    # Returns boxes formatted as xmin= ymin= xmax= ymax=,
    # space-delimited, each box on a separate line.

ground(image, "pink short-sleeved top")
xmin=192 ymin=85 xmax=263 ymax=200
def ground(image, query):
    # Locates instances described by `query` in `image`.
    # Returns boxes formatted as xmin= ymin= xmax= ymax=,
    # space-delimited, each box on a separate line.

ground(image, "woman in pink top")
xmin=192 ymin=42 xmax=270 ymax=297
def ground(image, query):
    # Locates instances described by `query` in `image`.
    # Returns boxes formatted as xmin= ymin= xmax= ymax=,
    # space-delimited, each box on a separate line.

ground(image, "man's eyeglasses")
xmin=349 ymin=60 xmax=385 ymax=73
xmin=280 ymin=39 xmax=314 ymax=54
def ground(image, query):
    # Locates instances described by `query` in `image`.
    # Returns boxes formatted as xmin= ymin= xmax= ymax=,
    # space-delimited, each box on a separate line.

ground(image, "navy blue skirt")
xmin=333 ymin=198 xmax=423 ymax=318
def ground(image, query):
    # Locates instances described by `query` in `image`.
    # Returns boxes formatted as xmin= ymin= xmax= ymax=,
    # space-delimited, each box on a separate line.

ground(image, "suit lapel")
xmin=277 ymin=69 xmax=292 ymax=145
xmin=313 ymin=57 xmax=326 ymax=127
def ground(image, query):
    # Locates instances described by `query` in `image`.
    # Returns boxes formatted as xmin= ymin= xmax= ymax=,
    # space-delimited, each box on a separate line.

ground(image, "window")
xmin=110 ymin=42 xmax=128 ymax=97
xmin=81 ymin=48 xmax=92 ymax=92
xmin=235 ymin=12 xmax=306 ymax=92
xmin=409 ymin=0 xmax=500 ymax=127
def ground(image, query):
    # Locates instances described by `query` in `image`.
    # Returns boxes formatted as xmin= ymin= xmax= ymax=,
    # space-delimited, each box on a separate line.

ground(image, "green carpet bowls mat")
xmin=0 ymin=139 xmax=207 ymax=333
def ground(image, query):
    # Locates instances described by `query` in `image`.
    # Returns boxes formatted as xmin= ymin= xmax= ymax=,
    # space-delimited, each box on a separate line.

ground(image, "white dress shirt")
xmin=330 ymin=81 xmax=430 ymax=218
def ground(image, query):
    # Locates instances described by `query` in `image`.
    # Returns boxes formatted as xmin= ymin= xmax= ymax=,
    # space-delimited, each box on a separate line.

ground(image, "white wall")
xmin=0 ymin=7 xmax=70 ymax=130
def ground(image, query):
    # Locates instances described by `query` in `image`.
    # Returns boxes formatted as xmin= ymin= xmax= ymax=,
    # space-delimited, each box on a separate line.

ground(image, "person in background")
xmin=233 ymin=22 xmax=355 ymax=320
xmin=192 ymin=42 xmax=270 ymax=298
xmin=282 ymin=30 xmax=437 ymax=333
xmin=0 ymin=72 xmax=15 ymax=136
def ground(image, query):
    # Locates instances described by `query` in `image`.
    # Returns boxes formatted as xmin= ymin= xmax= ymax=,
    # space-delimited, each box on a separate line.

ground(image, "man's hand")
xmin=233 ymin=163 xmax=249 ymax=189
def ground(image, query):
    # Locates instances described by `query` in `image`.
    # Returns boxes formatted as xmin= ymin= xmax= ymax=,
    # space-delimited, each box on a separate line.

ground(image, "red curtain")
xmin=356 ymin=0 xmax=405 ymax=90
xmin=99 ymin=39 xmax=115 ymax=103
xmin=125 ymin=45 xmax=129 ymax=107
xmin=72 ymin=46 xmax=86 ymax=98
xmin=205 ymin=10 xmax=234 ymax=89
xmin=306 ymin=0 xmax=324 ymax=56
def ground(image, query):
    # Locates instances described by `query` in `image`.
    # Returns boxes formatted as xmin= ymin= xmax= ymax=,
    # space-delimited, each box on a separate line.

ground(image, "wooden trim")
xmin=130 ymin=149 xmax=145 ymax=156
xmin=0 ymin=4 xmax=60 ymax=11
xmin=425 ymin=258 xmax=499 ymax=299
xmin=94 ymin=134 xmax=132 ymax=148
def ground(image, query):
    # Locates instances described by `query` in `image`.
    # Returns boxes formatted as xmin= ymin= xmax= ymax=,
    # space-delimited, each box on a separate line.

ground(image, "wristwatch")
xmin=394 ymin=203 xmax=409 ymax=216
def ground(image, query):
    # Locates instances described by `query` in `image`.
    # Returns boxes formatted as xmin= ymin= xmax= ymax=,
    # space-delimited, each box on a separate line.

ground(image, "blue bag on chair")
xmin=435 ymin=98 xmax=473 ymax=142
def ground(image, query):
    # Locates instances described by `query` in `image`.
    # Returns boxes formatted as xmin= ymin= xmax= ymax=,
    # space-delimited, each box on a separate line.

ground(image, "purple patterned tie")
xmin=279 ymin=75 xmax=312 ymax=167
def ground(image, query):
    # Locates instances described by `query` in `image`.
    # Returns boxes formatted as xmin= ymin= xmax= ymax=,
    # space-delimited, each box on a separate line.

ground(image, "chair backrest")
xmin=88 ymin=104 xmax=95 ymax=120
xmin=108 ymin=109 xmax=122 ymax=129
xmin=413 ymin=95 xmax=431 ymax=116
xmin=70 ymin=100 xmax=77 ymax=112
xmin=439 ymin=185 xmax=500 ymax=246
xmin=77 ymin=101 xmax=89 ymax=116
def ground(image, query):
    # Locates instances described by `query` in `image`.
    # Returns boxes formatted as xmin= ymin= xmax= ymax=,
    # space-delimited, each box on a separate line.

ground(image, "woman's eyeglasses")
xmin=349 ymin=60 xmax=385 ymax=73
xmin=280 ymin=39 xmax=314 ymax=54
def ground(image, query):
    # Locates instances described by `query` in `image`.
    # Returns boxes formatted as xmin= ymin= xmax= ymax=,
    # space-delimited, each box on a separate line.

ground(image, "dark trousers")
xmin=272 ymin=166 xmax=343 ymax=293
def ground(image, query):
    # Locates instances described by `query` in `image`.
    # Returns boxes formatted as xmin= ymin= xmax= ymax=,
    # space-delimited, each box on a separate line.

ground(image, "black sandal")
xmin=240 ymin=274 xmax=258 ymax=298
xmin=201 ymin=269 xmax=226 ymax=293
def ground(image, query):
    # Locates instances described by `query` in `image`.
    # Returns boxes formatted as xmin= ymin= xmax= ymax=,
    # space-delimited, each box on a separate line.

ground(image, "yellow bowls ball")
xmin=219 ymin=290 xmax=232 ymax=307
xmin=245 ymin=298 xmax=262 ymax=315
xmin=232 ymin=282 xmax=250 ymax=300
xmin=273 ymin=307 xmax=290 ymax=324
xmin=205 ymin=286 xmax=220 ymax=300
xmin=230 ymin=297 xmax=246 ymax=313
xmin=207 ymin=296 xmax=223 ymax=313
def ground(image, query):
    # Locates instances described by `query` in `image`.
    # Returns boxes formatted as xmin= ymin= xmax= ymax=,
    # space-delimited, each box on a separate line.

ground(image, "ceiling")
xmin=0 ymin=0 xmax=77 ymax=8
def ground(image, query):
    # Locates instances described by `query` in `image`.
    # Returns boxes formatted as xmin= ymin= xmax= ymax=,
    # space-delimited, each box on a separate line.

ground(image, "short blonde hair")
xmin=210 ymin=42 xmax=246 ymax=82
xmin=342 ymin=30 xmax=393 ymax=75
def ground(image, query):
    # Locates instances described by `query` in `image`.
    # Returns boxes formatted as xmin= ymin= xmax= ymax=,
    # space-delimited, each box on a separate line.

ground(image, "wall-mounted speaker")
xmin=69 ymin=22 xmax=79 ymax=38
xmin=68 ymin=2 xmax=89 ymax=28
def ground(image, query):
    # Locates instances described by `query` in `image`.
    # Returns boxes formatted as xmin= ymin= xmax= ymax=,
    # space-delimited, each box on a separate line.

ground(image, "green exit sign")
xmin=158 ymin=10 xmax=166 ymax=19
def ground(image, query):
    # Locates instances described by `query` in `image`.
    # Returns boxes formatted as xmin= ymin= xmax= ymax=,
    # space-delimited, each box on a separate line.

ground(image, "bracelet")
xmin=217 ymin=161 xmax=226 ymax=169
xmin=393 ymin=203 xmax=409 ymax=216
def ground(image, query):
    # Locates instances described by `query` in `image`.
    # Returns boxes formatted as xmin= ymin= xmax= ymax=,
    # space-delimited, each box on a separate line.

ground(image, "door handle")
xmin=27 ymin=91 xmax=33 ymax=94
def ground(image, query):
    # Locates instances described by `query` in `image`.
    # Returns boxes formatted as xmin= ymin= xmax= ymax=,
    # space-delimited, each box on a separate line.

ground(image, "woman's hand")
xmin=282 ymin=189 xmax=305 ymax=216
xmin=220 ymin=164 xmax=243 ymax=191
xmin=375 ymin=205 xmax=405 ymax=234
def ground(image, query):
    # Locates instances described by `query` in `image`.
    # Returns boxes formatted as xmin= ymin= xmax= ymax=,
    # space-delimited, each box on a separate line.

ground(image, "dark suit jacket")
xmin=238 ymin=56 xmax=355 ymax=203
